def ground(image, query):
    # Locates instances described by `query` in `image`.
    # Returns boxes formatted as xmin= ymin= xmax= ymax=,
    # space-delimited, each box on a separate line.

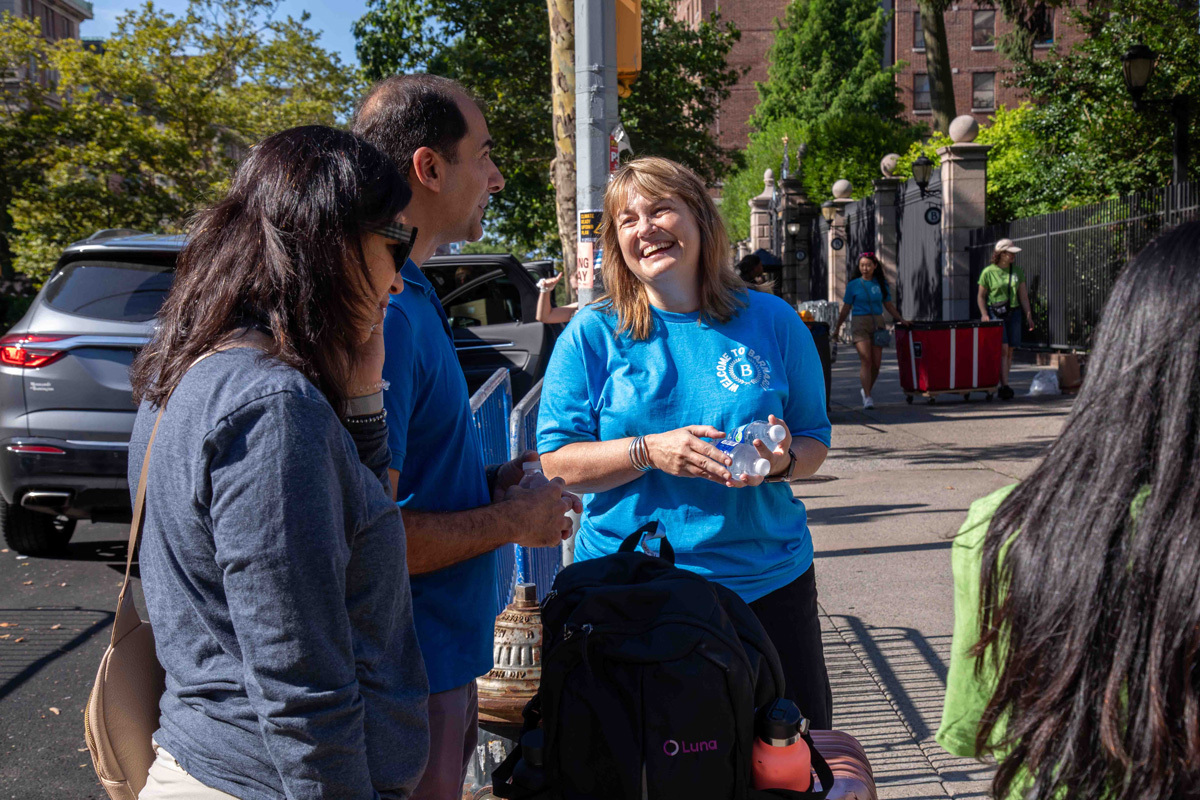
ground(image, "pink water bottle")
xmin=752 ymin=698 xmax=812 ymax=792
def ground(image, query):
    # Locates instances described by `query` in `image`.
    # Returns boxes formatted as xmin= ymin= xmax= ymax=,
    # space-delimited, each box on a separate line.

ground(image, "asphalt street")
xmin=0 ymin=345 xmax=1074 ymax=799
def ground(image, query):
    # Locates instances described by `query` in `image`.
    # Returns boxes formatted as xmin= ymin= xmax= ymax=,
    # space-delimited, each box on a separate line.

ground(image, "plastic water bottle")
xmin=730 ymin=420 xmax=787 ymax=447
xmin=714 ymin=439 xmax=771 ymax=478
xmin=752 ymin=699 xmax=813 ymax=792
xmin=521 ymin=461 xmax=549 ymax=489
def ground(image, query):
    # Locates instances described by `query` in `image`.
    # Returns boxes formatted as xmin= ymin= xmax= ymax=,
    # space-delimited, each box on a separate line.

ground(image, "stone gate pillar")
xmin=874 ymin=154 xmax=902 ymax=316
xmin=938 ymin=116 xmax=991 ymax=320
xmin=748 ymin=169 xmax=775 ymax=255
xmin=825 ymin=179 xmax=853 ymax=304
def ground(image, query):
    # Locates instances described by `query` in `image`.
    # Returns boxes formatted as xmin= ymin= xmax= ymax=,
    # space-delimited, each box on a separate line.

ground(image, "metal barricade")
xmin=507 ymin=380 xmax=561 ymax=601
xmin=469 ymin=368 xmax=515 ymax=614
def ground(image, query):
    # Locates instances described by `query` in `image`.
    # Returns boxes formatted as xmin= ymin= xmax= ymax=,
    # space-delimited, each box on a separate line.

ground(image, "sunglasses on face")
xmin=367 ymin=222 xmax=419 ymax=273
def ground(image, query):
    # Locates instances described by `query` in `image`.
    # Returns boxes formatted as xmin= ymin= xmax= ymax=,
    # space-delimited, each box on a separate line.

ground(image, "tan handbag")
xmin=85 ymin=403 xmax=169 ymax=800
xmin=84 ymin=345 xmax=261 ymax=798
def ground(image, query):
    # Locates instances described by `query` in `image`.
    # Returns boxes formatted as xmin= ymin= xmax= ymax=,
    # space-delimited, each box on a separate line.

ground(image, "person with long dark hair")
xmin=833 ymin=253 xmax=907 ymax=409
xmin=938 ymin=220 xmax=1200 ymax=800
xmin=128 ymin=126 xmax=429 ymax=799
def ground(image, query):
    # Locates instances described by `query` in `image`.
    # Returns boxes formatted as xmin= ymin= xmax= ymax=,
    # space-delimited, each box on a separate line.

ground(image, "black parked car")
xmin=0 ymin=231 xmax=559 ymax=554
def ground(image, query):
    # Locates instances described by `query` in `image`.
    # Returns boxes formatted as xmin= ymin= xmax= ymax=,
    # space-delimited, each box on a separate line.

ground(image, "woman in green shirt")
xmin=977 ymin=239 xmax=1033 ymax=400
xmin=940 ymin=221 xmax=1200 ymax=800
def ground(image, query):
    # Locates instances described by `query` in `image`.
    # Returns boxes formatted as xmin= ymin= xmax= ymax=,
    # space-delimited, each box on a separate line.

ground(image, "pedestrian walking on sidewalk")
xmin=353 ymin=74 xmax=580 ymax=800
xmin=939 ymin=220 xmax=1200 ymax=800
xmin=833 ymin=252 xmax=907 ymax=409
xmin=977 ymin=239 xmax=1034 ymax=400
xmin=538 ymin=156 xmax=835 ymax=729
xmin=128 ymin=126 xmax=429 ymax=800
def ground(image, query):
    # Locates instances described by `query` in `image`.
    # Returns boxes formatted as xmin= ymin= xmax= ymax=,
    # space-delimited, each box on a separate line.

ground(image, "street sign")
xmin=579 ymin=210 xmax=602 ymax=242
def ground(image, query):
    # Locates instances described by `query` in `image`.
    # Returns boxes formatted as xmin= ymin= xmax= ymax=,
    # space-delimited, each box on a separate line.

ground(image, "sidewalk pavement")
xmin=800 ymin=348 xmax=1075 ymax=798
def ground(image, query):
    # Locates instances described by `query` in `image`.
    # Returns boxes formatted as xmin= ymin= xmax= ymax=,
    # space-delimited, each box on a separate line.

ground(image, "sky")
xmin=81 ymin=0 xmax=371 ymax=67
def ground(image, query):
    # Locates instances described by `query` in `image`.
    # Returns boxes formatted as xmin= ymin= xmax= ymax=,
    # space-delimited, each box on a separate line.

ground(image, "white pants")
xmin=139 ymin=743 xmax=241 ymax=800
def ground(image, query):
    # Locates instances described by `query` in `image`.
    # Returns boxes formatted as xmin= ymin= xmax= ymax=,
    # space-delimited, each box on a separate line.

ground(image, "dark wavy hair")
xmin=131 ymin=125 xmax=410 ymax=416
xmin=852 ymin=252 xmax=888 ymax=299
xmin=975 ymin=221 xmax=1200 ymax=800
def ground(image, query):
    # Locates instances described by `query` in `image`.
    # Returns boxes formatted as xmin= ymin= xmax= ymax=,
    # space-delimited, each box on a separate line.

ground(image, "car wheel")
xmin=0 ymin=495 xmax=77 ymax=556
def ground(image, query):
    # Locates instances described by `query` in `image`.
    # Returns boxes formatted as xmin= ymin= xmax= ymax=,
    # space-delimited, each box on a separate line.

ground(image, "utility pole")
xmin=574 ymin=0 xmax=618 ymax=307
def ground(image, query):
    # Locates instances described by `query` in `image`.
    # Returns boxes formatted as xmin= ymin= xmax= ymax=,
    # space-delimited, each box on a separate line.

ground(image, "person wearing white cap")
xmin=978 ymin=238 xmax=1034 ymax=400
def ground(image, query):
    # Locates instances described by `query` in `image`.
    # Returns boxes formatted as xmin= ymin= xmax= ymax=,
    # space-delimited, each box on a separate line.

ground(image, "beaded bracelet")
xmin=343 ymin=409 xmax=387 ymax=426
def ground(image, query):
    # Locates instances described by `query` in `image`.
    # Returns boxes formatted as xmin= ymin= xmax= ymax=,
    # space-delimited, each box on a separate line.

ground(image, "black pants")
xmin=749 ymin=564 xmax=833 ymax=730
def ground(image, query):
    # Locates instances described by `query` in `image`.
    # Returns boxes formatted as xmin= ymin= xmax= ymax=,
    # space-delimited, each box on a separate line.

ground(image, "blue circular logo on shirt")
xmin=715 ymin=347 xmax=772 ymax=393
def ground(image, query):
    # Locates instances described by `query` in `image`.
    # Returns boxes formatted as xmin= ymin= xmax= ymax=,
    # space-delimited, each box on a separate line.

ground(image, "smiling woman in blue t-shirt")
xmin=833 ymin=253 xmax=908 ymax=409
xmin=538 ymin=156 xmax=835 ymax=729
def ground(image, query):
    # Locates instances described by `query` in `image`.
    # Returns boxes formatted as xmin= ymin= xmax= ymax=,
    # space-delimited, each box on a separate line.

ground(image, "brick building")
xmin=673 ymin=0 xmax=1084 ymax=152
xmin=894 ymin=0 xmax=1085 ymax=127
xmin=1 ymin=0 xmax=94 ymax=92
xmin=2 ymin=0 xmax=92 ymax=44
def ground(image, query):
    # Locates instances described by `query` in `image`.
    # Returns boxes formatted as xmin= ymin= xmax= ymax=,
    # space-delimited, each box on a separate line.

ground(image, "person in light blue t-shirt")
xmin=834 ymin=252 xmax=907 ymax=409
xmin=539 ymin=157 xmax=835 ymax=729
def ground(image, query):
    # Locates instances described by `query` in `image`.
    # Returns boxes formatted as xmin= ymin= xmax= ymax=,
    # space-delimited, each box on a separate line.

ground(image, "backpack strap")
xmin=749 ymin=730 xmax=835 ymax=800
xmin=617 ymin=520 xmax=675 ymax=564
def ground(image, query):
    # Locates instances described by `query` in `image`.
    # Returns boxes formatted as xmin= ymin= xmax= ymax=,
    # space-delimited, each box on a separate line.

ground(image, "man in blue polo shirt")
xmin=353 ymin=75 xmax=578 ymax=799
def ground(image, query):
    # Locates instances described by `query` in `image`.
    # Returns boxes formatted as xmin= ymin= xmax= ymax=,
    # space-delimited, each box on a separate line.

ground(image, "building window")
xmin=60 ymin=16 xmax=72 ymax=40
xmin=914 ymin=74 xmax=931 ymax=111
xmin=913 ymin=12 xmax=925 ymax=50
xmin=972 ymin=72 xmax=995 ymax=110
xmin=972 ymin=9 xmax=995 ymax=48
xmin=1033 ymin=7 xmax=1054 ymax=46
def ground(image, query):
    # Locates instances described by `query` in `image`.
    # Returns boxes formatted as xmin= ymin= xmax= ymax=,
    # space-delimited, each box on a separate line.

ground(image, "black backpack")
xmin=493 ymin=522 xmax=833 ymax=800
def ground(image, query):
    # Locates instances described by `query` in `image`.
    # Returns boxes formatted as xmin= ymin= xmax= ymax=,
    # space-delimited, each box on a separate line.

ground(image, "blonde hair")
xmin=597 ymin=156 xmax=748 ymax=340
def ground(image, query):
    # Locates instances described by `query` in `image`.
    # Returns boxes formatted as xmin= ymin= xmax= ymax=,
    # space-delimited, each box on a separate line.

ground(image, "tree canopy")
xmin=752 ymin=0 xmax=904 ymax=129
xmin=353 ymin=0 xmax=743 ymax=259
xmin=721 ymin=0 xmax=920 ymax=242
xmin=1 ymin=0 xmax=359 ymax=284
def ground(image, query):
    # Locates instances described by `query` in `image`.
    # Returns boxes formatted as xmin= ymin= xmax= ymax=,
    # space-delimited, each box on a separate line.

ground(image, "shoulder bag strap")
xmin=110 ymin=349 xmax=228 ymax=646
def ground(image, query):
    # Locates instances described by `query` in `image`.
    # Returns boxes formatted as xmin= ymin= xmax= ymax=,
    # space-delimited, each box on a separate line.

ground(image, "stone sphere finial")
xmin=832 ymin=179 xmax=853 ymax=199
xmin=763 ymin=168 xmax=775 ymax=185
xmin=949 ymin=115 xmax=980 ymax=143
xmin=880 ymin=153 xmax=900 ymax=178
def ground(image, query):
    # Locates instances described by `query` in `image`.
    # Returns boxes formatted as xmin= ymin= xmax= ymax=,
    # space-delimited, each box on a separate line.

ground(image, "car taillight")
xmin=0 ymin=334 xmax=67 ymax=368
xmin=6 ymin=445 xmax=66 ymax=454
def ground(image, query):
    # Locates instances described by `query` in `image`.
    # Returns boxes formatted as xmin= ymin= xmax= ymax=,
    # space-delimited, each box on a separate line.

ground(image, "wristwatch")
xmin=763 ymin=450 xmax=797 ymax=483
xmin=345 ymin=390 xmax=385 ymax=418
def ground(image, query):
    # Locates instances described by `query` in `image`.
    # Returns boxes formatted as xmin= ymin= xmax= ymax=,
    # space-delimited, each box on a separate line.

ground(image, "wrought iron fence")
xmin=967 ymin=181 xmax=1199 ymax=349
xmin=469 ymin=368 xmax=516 ymax=613
xmin=507 ymin=379 xmax=561 ymax=601
xmin=896 ymin=173 xmax=944 ymax=321
xmin=810 ymin=216 xmax=829 ymax=300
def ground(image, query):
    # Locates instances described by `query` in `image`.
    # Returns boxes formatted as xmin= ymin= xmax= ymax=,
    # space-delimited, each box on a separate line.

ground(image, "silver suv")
xmin=0 ymin=232 xmax=558 ymax=554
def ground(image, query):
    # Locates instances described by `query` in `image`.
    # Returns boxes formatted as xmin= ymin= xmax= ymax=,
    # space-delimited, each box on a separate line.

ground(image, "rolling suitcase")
xmin=895 ymin=321 xmax=1003 ymax=403
xmin=810 ymin=730 xmax=877 ymax=800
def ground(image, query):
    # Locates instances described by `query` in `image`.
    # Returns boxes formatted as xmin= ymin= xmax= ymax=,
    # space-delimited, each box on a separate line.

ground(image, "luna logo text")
xmin=662 ymin=738 xmax=719 ymax=756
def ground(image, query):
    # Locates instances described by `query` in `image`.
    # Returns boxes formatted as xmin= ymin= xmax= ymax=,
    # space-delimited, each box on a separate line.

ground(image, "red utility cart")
xmin=895 ymin=320 xmax=1003 ymax=403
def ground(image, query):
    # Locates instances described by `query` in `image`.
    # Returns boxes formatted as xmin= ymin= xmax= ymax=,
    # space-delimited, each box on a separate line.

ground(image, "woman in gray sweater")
xmin=127 ymin=126 xmax=428 ymax=799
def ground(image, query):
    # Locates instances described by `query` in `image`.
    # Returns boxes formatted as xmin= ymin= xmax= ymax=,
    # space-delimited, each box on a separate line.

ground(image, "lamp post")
xmin=911 ymin=155 xmax=934 ymax=197
xmin=820 ymin=200 xmax=835 ymax=222
xmin=1122 ymin=43 xmax=1190 ymax=186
